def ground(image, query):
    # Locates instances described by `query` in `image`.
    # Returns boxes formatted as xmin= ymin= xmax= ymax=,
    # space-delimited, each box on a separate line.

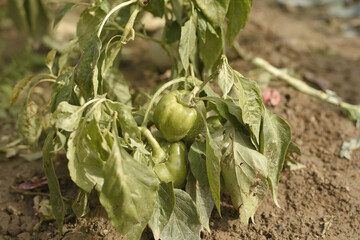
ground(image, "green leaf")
xmin=6 ymin=0 xmax=28 ymax=32
xmin=187 ymin=142 xmax=214 ymax=232
xmin=205 ymin=127 xmax=222 ymax=216
xmin=51 ymin=102 xmax=84 ymax=132
xmin=99 ymin=135 xmax=158 ymax=240
xmin=226 ymin=0 xmax=252 ymax=45
xmin=164 ymin=20 xmax=181 ymax=44
xmin=221 ymin=129 xmax=268 ymax=225
xmin=45 ymin=49 xmax=56 ymax=74
xmin=76 ymin=4 xmax=106 ymax=49
xmin=145 ymin=0 xmax=165 ymax=17
xmin=67 ymin=119 xmax=109 ymax=192
xmin=261 ymin=109 xmax=291 ymax=207
xmin=160 ymin=189 xmax=201 ymax=240
xmin=218 ymin=56 xmax=235 ymax=98
xmin=103 ymin=69 xmax=132 ymax=106
xmin=149 ymin=182 xmax=175 ymax=240
xmin=106 ymin=101 xmax=141 ymax=142
xmin=72 ymin=189 xmax=89 ymax=218
xmin=196 ymin=11 xmax=207 ymax=43
xmin=24 ymin=0 xmax=50 ymax=43
xmin=179 ymin=16 xmax=197 ymax=72
xmin=53 ymin=3 xmax=78 ymax=30
xmin=193 ymin=0 xmax=230 ymax=27
xmin=233 ymin=72 xmax=264 ymax=145
xmin=10 ymin=74 xmax=38 ymax=107
xmin=17 ymin=98 xmax=42 ymax=149
xmin=170 ymin=0 xmax=183 ymax=25
xmin=199 ymin=27 xmax=223 ymax=71
xmin=74 ymin=34 xmax=102 ymax=99
xmin=42 ymin=130 xmax=65 ymax=234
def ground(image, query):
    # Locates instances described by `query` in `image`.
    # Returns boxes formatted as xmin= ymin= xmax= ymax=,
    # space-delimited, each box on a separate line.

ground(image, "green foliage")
xmin=9 ymin=0 xmax=296 ymax=239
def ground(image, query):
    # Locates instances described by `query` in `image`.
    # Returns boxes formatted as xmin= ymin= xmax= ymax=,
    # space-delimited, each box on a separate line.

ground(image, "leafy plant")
xmin=11 ymin=0 xmax=298 ymax=239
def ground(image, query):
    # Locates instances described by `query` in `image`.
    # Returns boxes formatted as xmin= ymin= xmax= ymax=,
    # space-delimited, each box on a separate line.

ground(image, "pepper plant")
xmin=11 ymin=0 xmax=299 ymax=239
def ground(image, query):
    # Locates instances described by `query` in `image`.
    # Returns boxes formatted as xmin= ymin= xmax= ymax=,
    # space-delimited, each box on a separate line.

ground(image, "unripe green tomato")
xmin=154 ymin=141 xmax=187 ymax=188
xmin=153 ymin=90 xmax=206 ymax=142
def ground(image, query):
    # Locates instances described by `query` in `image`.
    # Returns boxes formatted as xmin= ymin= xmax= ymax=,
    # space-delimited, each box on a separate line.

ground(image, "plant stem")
xmin=104 ymin=5 xmax=142 ymax=74
xmin=97 ymin=0 xmax=137 ymax=38
xmin=233 ymin=41 xmax=360 ymax=125
xmin=141 ymin=77 xmax=186 ymax=127
xmin=139 ymin=126 xmax=166 ymax=164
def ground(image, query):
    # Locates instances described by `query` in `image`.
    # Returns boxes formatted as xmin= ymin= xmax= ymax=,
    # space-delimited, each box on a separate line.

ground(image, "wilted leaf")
xmin=45 ymin=49 xmax=56 ymax=73
xmin=221 ymin=129 xmax=268 ymax=225
xmin=340 ymin=137 xmax=360 ymax=160
xmin=103 ymin=69 xmax=132 ymax=106
xmin=77 ymin=4 xmax=106 ymax=49
xmin=100 ymin=135 xmax=158 ymax=240
xmin=149 ymin=182 xmax=175 ymax=240
xmin=72 ymin=189 xmax=89 ymax=218
xmin=17 ymin=98 xmax=42 ymax=148
xmin=160 ymin=189 xmax=201 ymax=240
xmin=261 ymin=109 xmax=291 ymax=207
xmin=74 ymin=34 xmax=102 ymax=99
xmin=10 ymin=74 xmax=41 ymax=107
xmin=42 ymin=130 xmax=65 ymax=233
xmin=106 ymin=101 xmax=141 ymax=142
xmin=51 ymin=101 xmax=84 ymax=132
xmin=67 ymin=119 xmax=110 ymax=192
xmin=179 ymin=17 xmax=197 ymax=72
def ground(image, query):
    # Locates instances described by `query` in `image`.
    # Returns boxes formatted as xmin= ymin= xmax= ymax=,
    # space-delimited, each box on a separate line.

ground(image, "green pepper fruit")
xmin=153 ymin=90 xmax=206 ymax=142
xmin=154 ymin=141 xmax=188 ymax=189
xmin=207 ymin=116 xmax=223 ymax=131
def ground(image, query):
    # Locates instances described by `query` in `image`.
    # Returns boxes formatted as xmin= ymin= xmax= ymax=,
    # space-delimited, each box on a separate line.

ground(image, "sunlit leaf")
xmin=233 ymin=72 xmax=264 ymax=146
xmin=221 ymin=129 xmax=268 ymax=225
xmin=51 ymin=101 xmax=84 ymax=132
xmin=100 ymin=135 xmax=158 ymax=240
xmin=218 ymin=56 xmax=235 ymax=98
xmin=179 ymin=16 xmax=196 ymax=72
xmin=67 ymin=119 xmax=109 ymax=192
xmin=261 ymin=109 xmax=291 ymax=207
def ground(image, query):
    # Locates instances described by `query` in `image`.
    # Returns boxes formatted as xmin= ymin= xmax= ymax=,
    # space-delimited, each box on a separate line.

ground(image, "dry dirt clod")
xmin=0 ymin=211 xmax=10 ymax=234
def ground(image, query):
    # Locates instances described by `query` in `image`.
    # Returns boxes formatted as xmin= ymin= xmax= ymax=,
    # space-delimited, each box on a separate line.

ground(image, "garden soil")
xmin=1 ymin=1 xmax=360 ymax=239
